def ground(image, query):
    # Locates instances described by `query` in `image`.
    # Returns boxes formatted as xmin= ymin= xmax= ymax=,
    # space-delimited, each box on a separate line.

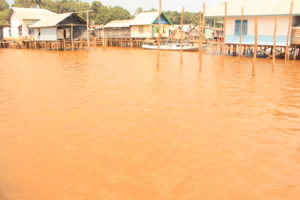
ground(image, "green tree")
xmin=135 ymin=7 xmax=143 ymax=16
xmin=0 ymin=0 xmax=9 ymax=24
xmin=32 ymin=0 xmax=43 ymax=8
xmin=106 ymin=6 xmax=130 ymax=22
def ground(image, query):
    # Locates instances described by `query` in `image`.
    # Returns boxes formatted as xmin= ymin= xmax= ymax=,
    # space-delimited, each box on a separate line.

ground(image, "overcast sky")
xmin=8 ymin=0 xmax=224 ymax=14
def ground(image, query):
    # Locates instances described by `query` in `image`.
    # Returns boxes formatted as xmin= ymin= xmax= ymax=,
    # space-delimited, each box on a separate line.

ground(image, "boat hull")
xmin=142 ymin=44 xmax=205 ymax=51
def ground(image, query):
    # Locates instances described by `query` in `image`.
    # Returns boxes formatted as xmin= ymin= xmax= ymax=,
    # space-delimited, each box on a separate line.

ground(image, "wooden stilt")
xmin=222 ymin=2 xmax=227 ymax=63
xmin=285 ymin=0 xmax=293 ymax=62
xmin=71 ymin=25 xmax=74 ymax=51
xmin=273 ymin=15 xmax=277 ymax=70
xmin=239 ymin=7 xmax=244 ymax=58
xmin=294 ymin=46 xmax=298 ymax=60
xmin=157 ymin=0 xmax=162 ymax=67
xmin=180 ymin=7 xmax=185 ymax=64
xmin=252 ymin=17 xmax=258 ymax=77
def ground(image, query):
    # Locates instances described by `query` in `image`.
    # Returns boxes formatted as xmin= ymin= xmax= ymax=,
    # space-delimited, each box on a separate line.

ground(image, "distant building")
xmin=30 ymin=13 xmax=86 ymax=41
xmin=10 ymin=7 xmax=56 ymax=39
xmin=206 ymin=0 xmax=300 ymax=46
xmin=130 ymin=11 xmax=172 ymax=38
xmin=103 ymin=20 xmax=132 ymax=38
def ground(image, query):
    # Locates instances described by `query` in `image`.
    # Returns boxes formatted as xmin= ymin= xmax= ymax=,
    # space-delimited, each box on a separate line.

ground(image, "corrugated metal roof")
xmin=12 ymin=7 xmax=56 ymax=20
xmin=131 ymin=12 xmax=160 ymax=25
xmin=103 ymin=20 xmax=132 ymax=28
xmin=30 ymin=13 xmax=75 ymax=28
xmin=206 ymin=0 xmax=300 ymax=17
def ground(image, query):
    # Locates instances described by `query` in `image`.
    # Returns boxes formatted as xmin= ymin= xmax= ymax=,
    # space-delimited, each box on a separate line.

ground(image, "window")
xmin=139 ymin=26 xmax=144 ymax=34
xmin=234 ymin=20 xmax=248 ymax=35
xmin=28 ymin=28 xmax=34 ymax=35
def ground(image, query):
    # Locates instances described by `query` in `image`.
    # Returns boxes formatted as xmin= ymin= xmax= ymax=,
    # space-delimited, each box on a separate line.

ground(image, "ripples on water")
xmin=0 ymin=48 xmax=299 ymax=200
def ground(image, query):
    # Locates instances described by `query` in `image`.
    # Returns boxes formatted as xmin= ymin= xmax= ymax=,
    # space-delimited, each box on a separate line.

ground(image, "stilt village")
xmin=0 ymin=0 xmax=300 ymax=61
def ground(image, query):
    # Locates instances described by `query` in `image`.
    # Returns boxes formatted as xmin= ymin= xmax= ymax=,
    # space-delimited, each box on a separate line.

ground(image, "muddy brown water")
xmin=0 ymin=48 xmax=299 ymax=200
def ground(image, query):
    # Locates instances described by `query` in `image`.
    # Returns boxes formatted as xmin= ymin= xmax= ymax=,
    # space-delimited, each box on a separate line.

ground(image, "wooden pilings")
xmin=239 ymin=7 xmax=244 ymax=58
xmin=273 ymin=15 xmax=277 ymax=70
xmin=285 ymin=0 xmax=293 ymax=62
xmin=180 ymin=7 xmax=185 ymax=64
xmin=157 ymin=0 xmax=162 ymax=67
xmin=252 ymin=17 xmax=258 ymax=76
xmin=222 ymin=2 xmax=228 ymax=63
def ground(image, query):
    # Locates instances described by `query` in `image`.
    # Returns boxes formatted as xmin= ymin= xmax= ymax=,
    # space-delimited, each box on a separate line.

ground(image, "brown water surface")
xmin=0 ymin=48 xmax=300 ymax=200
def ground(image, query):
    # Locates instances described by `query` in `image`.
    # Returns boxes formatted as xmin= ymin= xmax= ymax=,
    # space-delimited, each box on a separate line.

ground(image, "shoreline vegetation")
xmin=0 ymin=0 xmax=202 ymax=25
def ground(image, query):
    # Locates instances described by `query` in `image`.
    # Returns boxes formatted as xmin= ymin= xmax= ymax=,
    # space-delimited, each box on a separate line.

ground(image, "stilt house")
xmin=30 ymin=13 xmax=86 ymax=41
xmin=103 ymin=20 xmax=132 ymax=38
xmin=130 ymin=11 xmax=172 ymax=38
xmin=206 ymin=0 xmax=300 ymax=46
xmin=10 ymin=7 xmax=56 ymax=39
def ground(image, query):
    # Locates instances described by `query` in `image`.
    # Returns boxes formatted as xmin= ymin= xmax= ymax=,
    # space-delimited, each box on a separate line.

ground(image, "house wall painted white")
xmin=3 ymin=27 xmax=11 ymax=38
xmin=225 ymin=16 xmax=290 ymax=46
xmin=131 ymin=25 xmax=171 ymax=38
xmin=34 ymin=27 xmax=57 ymax=41
xmin=226 ymin=16 xmax=289 ymax=36
xmin=10 ymin=12 xmax=21 ymax=38
xmin=10 ymin=12 xmax=39 ymax=38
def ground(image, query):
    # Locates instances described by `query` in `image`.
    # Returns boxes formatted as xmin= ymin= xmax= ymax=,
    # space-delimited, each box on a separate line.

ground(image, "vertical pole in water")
xmin=239 ymin=7 xmax=244 ymax=58
xmin=202 ymin=1 xmax=206 ymax=47
xmin=180 ymin=7 xmax=185 ymax=64
xmin=252 ymin=17 xmax=258 ymax=77
xmin=157 ymin=0 xmax=161 ymax=67
xmin=273 ymin=15 xmax=277 ymax=70
xmin=71 ymin=25 xmax=74 ymax=51
xmin=198 ymin=5 xmax=202 ymax=60
xmin=86 ymin=11 xmax=90 ymax=48
xmin=222 ymin=2 xmax=227 ymax=61
xmin=285 ymin=0 xmax=293 ymax=62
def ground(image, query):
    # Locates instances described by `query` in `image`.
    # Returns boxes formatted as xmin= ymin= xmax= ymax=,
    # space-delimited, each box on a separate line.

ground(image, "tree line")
xmin=0 ymin=0 xmax=204 ymax=25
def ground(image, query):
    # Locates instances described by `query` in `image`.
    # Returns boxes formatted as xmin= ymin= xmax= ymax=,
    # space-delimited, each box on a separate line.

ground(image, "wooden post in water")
xmin=222 ymin=2 xmax=227 ymax=59
xmin=71 ymin=25 xmax=74 ymax=51
xmin=86 ymin=11 xmax=90 ymax=48
xmin=239 ymin=7 xmax=244 ymax=58
xmin=157 ymin=0 xmax=162 ymax=67
xmin=285 ymin=0 xmax=293 ymax=62
xmin=198 ymin=6 xmax=202 ymax=60
xmin=273 ymin=15 xmax=277 ymax=70
xmin=180 ymin=7 xmax=185 ymax=64
xmin=252 ymin=17 xmax=258 ymax=77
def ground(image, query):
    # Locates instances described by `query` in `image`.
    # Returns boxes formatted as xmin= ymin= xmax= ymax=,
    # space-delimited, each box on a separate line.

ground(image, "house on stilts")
xmin=10 ymin=7 xmax=56 ymax=39
xmin=206 ymin=0 xmax=300 ymax=57
xmin=130 ymin=11 xmax=173 ymax=39
xmin=30 ymin=13 xmax=86 ymax=41
xmin=103 ymin=20 xmax=132 ymax=38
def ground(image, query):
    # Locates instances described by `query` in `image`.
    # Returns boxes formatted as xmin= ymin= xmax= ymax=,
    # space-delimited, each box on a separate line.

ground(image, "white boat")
xmin=142 ymin=43 xmax=210 ymax=51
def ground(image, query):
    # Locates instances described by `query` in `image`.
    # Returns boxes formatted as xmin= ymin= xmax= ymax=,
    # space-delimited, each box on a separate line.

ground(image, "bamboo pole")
xmin=285 ymin=0 xmax=293 ymax=62
xmin=294 ymin=46 xmax=297 ymax=60
xmin=198 ymin=6 xmax=202 ymax=60
xmin=157 ymin=0 xmax=162 ymax=67
xmin=180 ymin=7 xmax=185 ymax=64
xmin=273 ymin=15 xmax=277 ymax=70
xmin=252 ymin=17 xmax=258 ymax=77
xmin=86 ymin=11 xmax=90 ymax=48
xmin=222 ymin=2 xmax=227 ymax=58
xmin=239 ymin=7 xmax=244 ymax=58
xmin=71 ymin=25 xmax=74 ymax=51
